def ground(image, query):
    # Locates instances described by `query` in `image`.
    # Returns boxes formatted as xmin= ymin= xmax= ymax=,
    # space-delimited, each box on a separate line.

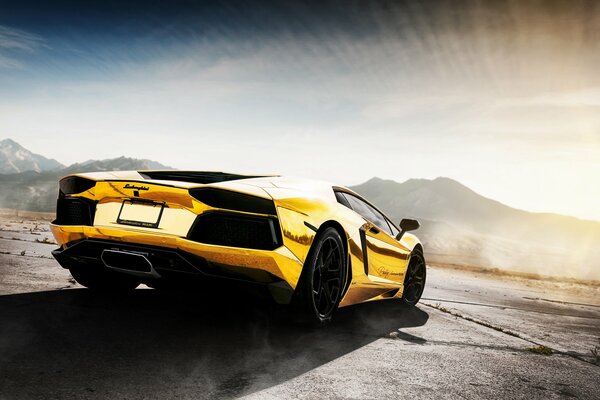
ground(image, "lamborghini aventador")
xmin=50 ymin=171 xmax=426 ymax=323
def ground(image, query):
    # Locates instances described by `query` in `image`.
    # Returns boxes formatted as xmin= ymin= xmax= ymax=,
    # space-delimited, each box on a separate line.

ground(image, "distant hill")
xmin=0 ymin=155 xmax=173 ymax=214
xmin=62 ymin=156 xmax=171 ymax=173
xmin=350 ymin=177 xmax=600 ymax=244
xmin=1 ymin=137 xmax=597 ymax=280
xmin=0 ymin=139 xmax=64 ymax=173
xmin=350 ymin=177 xmax=600 ymax=280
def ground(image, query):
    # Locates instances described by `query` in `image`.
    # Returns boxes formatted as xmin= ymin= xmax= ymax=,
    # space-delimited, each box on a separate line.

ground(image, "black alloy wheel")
xmin=401 ymin=251 xmax=426 ymax=306
xmin=296 ymin=227 xmax=346 ymax=324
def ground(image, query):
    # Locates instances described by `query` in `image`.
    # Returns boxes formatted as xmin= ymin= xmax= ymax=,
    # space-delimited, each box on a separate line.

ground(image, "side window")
xmin=343 ymin=193 xmax=393 ymax=236
xmin=335 ymin=191 xmax=351 ymax=209
xmin=387 ymin=218 xmax=400 ymax=238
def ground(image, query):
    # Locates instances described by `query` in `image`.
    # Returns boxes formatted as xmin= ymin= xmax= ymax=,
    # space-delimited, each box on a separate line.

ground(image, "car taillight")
xmin=189 ymin=188 xmax=276 ymax=215
xmin=59 ymin=176 xmax=96 ymax=196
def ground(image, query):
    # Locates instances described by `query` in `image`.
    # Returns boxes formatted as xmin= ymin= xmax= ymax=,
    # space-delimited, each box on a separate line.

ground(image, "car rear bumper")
xmin=50 ymin=224 xmax=303 ymax=304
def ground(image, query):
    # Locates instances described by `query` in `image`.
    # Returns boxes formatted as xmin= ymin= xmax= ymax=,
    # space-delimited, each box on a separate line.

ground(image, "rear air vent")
xmin=140 ymin=171 xmax=269 ymax=184
xmin=55 ymin=197 xmax=96 ymax=226
xmin=59 ymin=176 xmax=96 ymax=196
xmin=60 ymin=240 xmax=203 ymax=275
xmin=188 ymin=212 xmax=282 ymax=250
xmin=189 ymin=188 xmax=276 ymax=215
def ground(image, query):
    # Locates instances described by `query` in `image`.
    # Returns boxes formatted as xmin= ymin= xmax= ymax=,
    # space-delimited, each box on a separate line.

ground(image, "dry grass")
xmin=527 ymin=345 xmax=553 ymax=356
xmin=35 ymin=237 xmax=56 ymax=245
xmin=591 ymin=339 xmax=600 ymax=364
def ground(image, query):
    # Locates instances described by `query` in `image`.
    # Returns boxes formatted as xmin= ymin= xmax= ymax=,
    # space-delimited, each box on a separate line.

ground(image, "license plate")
xmin=117 ymin=200 xmax=165 ymax=228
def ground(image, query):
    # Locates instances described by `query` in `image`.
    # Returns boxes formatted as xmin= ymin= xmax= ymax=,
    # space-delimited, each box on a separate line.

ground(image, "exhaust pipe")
xmin=100 ymin=249 xmax=161 ymax=278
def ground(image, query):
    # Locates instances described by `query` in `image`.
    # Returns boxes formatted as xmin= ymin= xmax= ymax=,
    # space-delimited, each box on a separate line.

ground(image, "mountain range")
xmin=0 ymin=138 xmax=170 ymax=175
xmin=1 ymin=138 xmax=598 ymax=280
xmin=350 ymin=177 xmax=600 ymax=281
xmin=0 ymin=139 xmax=64 ymax=173
xmin=0 ymin=138 xmax=171 ymax=214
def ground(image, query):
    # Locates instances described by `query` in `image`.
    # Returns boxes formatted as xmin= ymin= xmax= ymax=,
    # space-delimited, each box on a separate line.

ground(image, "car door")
xmin=336 ymin=191 xmax=410 ymax=284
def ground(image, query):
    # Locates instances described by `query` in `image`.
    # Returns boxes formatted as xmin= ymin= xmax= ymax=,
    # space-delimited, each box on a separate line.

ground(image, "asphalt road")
xmin=0 ymin=215 xmax=599 ymax=399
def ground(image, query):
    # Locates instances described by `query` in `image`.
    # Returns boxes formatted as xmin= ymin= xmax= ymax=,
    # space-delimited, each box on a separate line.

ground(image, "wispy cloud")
xmin=0 ymin=25 xmax=44 ymax=68
xmin=498 ymin=88 xmax=600 ymax=108
xmin=1 ymin=1 xmax=600 ymax=220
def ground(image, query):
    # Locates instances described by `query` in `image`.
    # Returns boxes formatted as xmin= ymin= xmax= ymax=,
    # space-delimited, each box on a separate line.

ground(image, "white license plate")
xmin=117 ymin=200 xmax=165 ymax=228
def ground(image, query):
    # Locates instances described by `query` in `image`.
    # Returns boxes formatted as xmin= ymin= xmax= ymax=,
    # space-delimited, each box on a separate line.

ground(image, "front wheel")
xmin=401 ymin=251 xmax=426 ymax=306
xmin=293 ymin=227 xmax=347 ymax=325
xmin=69 ymin=265 xmax=140 ymax=292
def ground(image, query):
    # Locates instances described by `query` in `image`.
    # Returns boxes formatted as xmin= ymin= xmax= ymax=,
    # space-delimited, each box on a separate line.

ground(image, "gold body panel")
xmin=50 ymin=172 xmax=422 ymax=307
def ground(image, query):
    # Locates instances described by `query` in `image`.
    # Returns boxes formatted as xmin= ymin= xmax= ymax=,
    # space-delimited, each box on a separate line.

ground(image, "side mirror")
xmin=400 ymin=218 xmax=420 ymax=232
xmin=396 ymin=218 xmax=420 ymax=240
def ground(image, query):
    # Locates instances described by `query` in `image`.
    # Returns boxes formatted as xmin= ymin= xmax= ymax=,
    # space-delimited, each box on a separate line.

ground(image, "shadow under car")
xmin=0 ymin=288 xmax=429 ymax=399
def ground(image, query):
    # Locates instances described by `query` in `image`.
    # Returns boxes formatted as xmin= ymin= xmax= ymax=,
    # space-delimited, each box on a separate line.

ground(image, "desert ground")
xmin=0 ymin=212 xmax=599 ymax=399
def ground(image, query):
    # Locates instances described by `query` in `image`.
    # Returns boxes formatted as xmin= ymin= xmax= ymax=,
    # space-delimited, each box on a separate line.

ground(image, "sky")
xmin=0 ymin=0 xmax=599 ymax=221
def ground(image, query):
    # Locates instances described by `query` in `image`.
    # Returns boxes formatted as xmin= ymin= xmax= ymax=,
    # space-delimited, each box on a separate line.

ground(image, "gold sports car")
xmin=50 ymin=171 xmax=426 ymax=323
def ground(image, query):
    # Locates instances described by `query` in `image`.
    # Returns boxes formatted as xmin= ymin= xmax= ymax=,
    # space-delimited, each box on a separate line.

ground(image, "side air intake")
xmin=188 ymin=212 xmax=282 ymax=250
xmin=189 ymin=188 xmax=276 ymax=215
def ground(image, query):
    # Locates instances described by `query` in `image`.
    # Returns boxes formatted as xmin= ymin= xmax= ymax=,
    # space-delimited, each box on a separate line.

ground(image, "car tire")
xmin=400 ymin=250 xmax=426 ymax=306
xmin=69 ymin=265 xmax=140 ymax=292
xmin=293 ymin=227 xmax=347 ymax=325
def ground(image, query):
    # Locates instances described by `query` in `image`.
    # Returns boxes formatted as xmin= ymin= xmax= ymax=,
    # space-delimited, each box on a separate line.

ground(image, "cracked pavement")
xmin=0 ymin=214 xmax=599 ymax=399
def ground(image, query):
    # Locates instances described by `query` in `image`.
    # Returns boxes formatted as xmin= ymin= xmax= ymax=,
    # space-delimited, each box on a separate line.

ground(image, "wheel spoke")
xmin=322 ymin=282 xmax=333 ymax=304
xmin=313 ymin=271 xmax=320 ymax=288
xmin=314 ymin=285 xmax=322 ymax=304
xmin=323 ymin=242 xmax=337 ymax=268
xmin=329 ymin=284 xmax=339 ymax=304
xmin=316 ymin=251 xmax=325 ymax=270
xmin=311 ymin=236 xmax=346 ymax=316
xmin=410 ymin=265 xmax=419 ymax=278
xmin=323 ymin=269 xmax=340 ymax=280
xmin=402 ymin=255 xmax=425 ymax=305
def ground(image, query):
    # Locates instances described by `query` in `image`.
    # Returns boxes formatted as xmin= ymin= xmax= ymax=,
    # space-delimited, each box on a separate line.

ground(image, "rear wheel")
xmin=69 ymin=265 xmax=140 ymax=292
xmin=401 ymin=251 xmax=426 ymax=306
xmin=294 ymin=227 xmax=346 ymax=325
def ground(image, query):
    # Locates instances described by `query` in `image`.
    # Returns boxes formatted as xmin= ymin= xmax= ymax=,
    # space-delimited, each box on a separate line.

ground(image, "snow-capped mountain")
xmin=0 ymin=138 xmax=64 ymax=174
xmin=0 ymin=140 xmax=173 ymax=216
